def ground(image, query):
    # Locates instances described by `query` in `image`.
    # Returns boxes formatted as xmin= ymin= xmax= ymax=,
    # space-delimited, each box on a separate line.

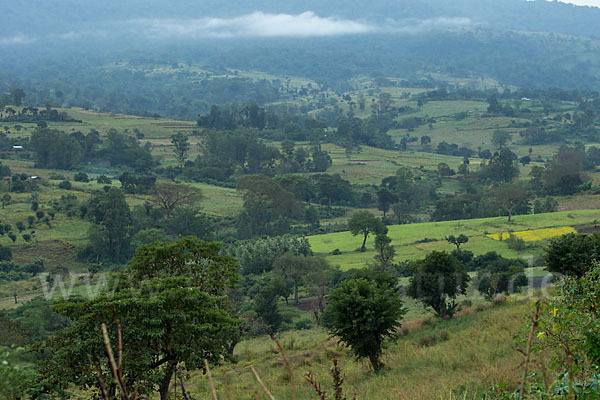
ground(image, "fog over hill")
xmin=1 ymin=0 xmax=600 ymax=110
xmin=2 ymin=0 xmax=599 ymax=42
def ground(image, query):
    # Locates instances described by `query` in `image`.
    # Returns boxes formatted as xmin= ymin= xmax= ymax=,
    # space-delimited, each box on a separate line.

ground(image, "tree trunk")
xmin=294 ymin=282 xmax=299 ymax=304
xmin=361 ymin=233 xmax=368 ymax=252
xmin=368 ymin=353 xmax=380 ymax=372
xmin=159 ymin=360 xmax=177 ymax=400
xmin=508 ymin=210 xmax=512 ymax=222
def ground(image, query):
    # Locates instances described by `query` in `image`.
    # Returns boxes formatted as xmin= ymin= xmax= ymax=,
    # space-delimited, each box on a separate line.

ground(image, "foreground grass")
xmin=310 ymin=210 xmax=600 ymax=269
xmin=185 ymin=299 xmax=529 ymax=400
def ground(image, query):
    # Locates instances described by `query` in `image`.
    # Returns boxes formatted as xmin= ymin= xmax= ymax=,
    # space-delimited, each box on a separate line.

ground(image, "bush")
xmin=96 ymin=175 xmax=112 ymax=184
xmin=49 ymin=174 xmax=66 ymax=180
xmin=294 ymin=319 xmax=313 ymax=330
xmin=417 ymin=335 xmax=437 ymax=347
xmin=58 ymin=180 xmax=72 ymax=190
xmin=0 ymin=245 xmax=12 ymax=261
xmin=505 ymin=234 xmax=527 ymax=251
xmin=73 ymin=172 xmax=89 ymax=182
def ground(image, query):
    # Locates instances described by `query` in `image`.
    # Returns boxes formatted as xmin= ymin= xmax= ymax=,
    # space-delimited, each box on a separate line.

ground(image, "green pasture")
xmin=185 ymin=182 xmax=244 ymax=216
xmin=309 ymin=210 xmax=600 ymax=270
xmin=0 ymin=107 xmax=198 ymax=141
xmin=321 ymin=143 xmax=465 ymax=185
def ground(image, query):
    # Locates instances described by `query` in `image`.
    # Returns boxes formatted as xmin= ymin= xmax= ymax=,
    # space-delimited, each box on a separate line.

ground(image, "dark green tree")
xmin=170 ymin=132 xmax=190 ymax=168
xmin=408 ymin=251 xmax=470 ymax=318
xmin=545 ymin=233 xmax=600 ymax=276
xmin=161 ymin=206 xmax=213 ymax=241
xmin=322 ymin=271 xmax=405 ymax=371
xmin=481 ymin=148 xmax=519 ymax=183
xmin=252 ymin=275 xmax=289 ymax=337
xmin=87 ymin=188 xmax=132 ymax=262
xmin=38 ymin=237 xmax=240 ymax=400
xmin=476 ymin=260 xmax=528 ymax=299
xmin=374 ymin=231 xmax=395 ymax=270
xmin=376 ymin=189 xmax=398 ymax=218
xmin=447 ymin=234 xmax=469 ymax=249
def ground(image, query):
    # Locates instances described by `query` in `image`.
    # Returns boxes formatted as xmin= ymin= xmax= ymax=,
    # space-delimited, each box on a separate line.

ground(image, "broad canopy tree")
xmin=490 ymin=183 xmax=529 ymax=222
xmin=151 ymin=181 xmax=203 ymax=217
xmin=348 ymin=210 xmax=386 ymax=252
xmin=447 ymin=234 xmax=469 ymax=249
xmin=38 ymin=237 xmax=241 ymax=400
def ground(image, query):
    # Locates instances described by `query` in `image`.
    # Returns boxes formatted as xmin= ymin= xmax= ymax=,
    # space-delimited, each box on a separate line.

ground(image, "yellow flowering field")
xmin=487 ymin=226 xmax=576 ymax=242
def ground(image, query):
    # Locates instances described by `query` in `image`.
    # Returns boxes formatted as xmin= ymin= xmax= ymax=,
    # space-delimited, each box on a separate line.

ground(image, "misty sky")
xmin=0 ymin=0 xmax=598 ymax=45
xmin=558 ymin=0 xmax=599 ymax=5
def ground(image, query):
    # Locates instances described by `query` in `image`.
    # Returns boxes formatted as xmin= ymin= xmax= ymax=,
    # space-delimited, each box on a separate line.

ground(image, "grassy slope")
xmin=185 ymin=300 xmax=529 ymax=400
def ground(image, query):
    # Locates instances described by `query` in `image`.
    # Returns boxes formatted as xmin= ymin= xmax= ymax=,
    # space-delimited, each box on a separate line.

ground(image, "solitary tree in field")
xmin=408 ymin=251 xmax=470 ymax=319
xmin=348 ymin=211 xmax=385 ymax=252
xmin=151 ymin=181 xmax=203 ymax=217
xmin=490 ymin=183 xmax=529 ymax=222
xmin=322 ymin=270 xmax=405 ymax=371
xmin=447 ymin=234 xmax=469 ymax=249
xmin=170 ymin=132 xmax=190 ymax=168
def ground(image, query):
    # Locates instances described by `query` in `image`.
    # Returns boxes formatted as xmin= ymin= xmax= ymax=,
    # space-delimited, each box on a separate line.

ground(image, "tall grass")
xmin=187 ymin=300 xmax=529 ymax=399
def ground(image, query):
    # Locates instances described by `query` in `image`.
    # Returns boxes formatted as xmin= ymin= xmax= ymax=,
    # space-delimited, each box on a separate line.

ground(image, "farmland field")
xmin=309 ymin=210 xmax=600 ymax=269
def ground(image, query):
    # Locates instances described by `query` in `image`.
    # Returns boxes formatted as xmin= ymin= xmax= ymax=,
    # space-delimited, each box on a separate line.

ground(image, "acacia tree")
xmin=490 ymin=184 xmax=529 ymax=222
xmin=322 ymin=270 xmax=405 ymax=371
xmin=151 ymin=181 xmax=203 ymax=217
xmin=408 ymin=251 xmax=470 ymax=319
xmin=348 ymin=211 xmax=385 ymax=252
xmin=447 ymin=234 xmax=469 ymax=249
xmin=38 ymin=237 xmax=240 ymax=400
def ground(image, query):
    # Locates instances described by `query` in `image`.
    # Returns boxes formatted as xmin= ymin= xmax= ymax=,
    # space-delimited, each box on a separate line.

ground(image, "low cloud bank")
xmin=0 ymin=12 xmax=473 ymax=45
xmin=133 ymin=11 xmax=373 ymax=38
xmin=132 ymin=12 xmax=471 ymax=39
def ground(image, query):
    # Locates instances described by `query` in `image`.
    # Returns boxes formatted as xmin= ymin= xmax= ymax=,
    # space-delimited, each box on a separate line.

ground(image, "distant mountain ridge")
xmin=2 ymin=0 xmax=599 ymax=40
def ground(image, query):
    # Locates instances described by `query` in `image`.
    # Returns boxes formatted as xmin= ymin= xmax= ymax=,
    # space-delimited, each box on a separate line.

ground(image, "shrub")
xmin=294 ymin=319 xmax=313 ymax=330
xmin=0 ymin=244 xmax=12 ymax=261
xmin=505 ymin=233 xmax=527 ymax=251
xmin=418 ymin=335 xmax=437 ymax=347
xmin=96 ymin=175 xmax=112 ymax=184
xmin=73 ymin=172 xmax=89 ymax=182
